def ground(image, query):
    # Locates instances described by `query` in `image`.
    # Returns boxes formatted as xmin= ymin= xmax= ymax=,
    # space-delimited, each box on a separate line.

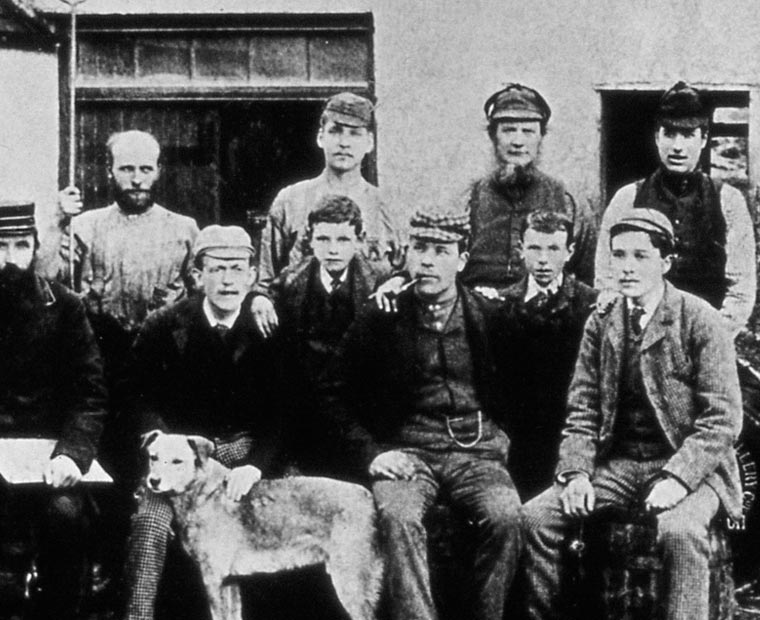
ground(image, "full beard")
xmin=0 ymin=262 xmax=37 ymax=319
xmin=492 ymin=160 xmax=538 ymax=201
xmin=114 ymin=186 xmax=155 ymax=215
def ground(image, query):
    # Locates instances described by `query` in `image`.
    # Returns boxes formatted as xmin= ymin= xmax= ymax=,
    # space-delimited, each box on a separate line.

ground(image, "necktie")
xmin=530 ymin=290 xmax=551 ymax=310
xmin=630 ymin=306 xmax=645 ymax=336
xmin=330 ymin=277 xmax=343 ymax=294
xmin=214 ymin=323 xmax=229 ymax=339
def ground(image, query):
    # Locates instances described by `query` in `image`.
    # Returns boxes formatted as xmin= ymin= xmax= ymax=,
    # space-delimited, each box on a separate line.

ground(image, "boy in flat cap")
xmin=123 ymin=225 xmax=286 ymax=620
xmin=0 ymin=201 xmax=106 ymax=620
xmin=252 ymin=92 xmax=399 ymax=337
xmin=463 ymin=83 xmax=597 ymax=290
xmin=264 ymin=194 xmax=383 ymax=475
xmin=595 ymin=81 xmax=756 ymax=338
xmin=499 ymin=211 xmax=597 ymax=500
xmin=321 ymin=211 xmax=521 ymax=620
xmin=522 ymin=209 xmax=742 ymax=620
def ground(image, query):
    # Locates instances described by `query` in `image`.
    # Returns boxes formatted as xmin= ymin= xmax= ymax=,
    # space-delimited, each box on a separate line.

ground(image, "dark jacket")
xmin=271 ymin=253 xmax=381 ymax=353
xmin=321 ymin=284 xmax=509 ymax=479
xmin=0 ymin=274 xmax=106 ymax=472
xmin=270 ymin=254 xmax=381 ymax=472
xmin=126 ymin=294 xmax=285 ymax=474
xmin=500 ymin=274 xmax=597 ymax=499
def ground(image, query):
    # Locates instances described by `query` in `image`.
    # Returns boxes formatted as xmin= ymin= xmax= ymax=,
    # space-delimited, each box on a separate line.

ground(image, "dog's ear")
xmin=187 ymin=436 xmax=215 ymax=466
xmin=140 ymin=429 xmax=163 ymax=450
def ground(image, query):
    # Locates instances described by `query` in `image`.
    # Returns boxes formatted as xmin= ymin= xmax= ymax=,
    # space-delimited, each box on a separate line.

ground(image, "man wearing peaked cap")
xmin=0 ymin=201 xmax=107 ymax=620
xmin=460 ymin=83 xmax=597 ymax=290
xmin=523 ymin=206 xmax=742 ymax=620
xmin=321 ymin=209 xmax=522 ymax=620
xmin=596 ymin=80 xmax=756 ymax=337
xmin=123 ymin=224 xmax=286 ymax=620
xmin=253 ymin=91 xmax=401 ymax=337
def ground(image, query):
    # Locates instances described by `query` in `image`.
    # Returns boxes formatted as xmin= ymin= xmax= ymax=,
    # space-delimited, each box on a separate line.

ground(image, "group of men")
xmin=0 ymin=77 xmax=752 ymax=620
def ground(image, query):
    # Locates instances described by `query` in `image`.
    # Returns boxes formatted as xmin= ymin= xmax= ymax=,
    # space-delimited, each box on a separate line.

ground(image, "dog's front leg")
xmin=220 ymin=581 xmax=243 ymax=620
xmin=205 ymin=578 xmax=242 ymax=620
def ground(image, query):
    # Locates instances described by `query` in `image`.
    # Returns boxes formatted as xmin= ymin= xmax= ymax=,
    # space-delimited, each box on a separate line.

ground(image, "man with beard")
xmin=57 ymin=130 xmax=200 ymax=337
xmin=595 ymin=81 xmax=756 ymax=337
xmin=461 ymin=83 xmax=596 ymax=290
xmin=0 ymin=201 xmax=106 ymax=620
xmin=371 ymin=84 xmax=597 ymax=311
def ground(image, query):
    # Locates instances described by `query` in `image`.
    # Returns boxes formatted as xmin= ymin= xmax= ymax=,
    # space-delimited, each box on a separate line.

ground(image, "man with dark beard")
xmin=0 ymin=201 xmax=106 ymax=620
xmin=57 ymin=130 xmax=199 ymax=336
xmin=461 ymin=84 xmax=597 ymax=290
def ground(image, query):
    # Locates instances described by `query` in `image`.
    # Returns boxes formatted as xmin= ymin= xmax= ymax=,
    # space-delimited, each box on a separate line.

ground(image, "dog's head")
xmin=142 ymin=431 xmax=215 ymax=495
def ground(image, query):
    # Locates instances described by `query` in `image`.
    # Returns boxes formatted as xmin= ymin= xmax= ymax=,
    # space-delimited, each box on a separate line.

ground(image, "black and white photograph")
xmin=0 ymin=1 xmax=759 ymax=619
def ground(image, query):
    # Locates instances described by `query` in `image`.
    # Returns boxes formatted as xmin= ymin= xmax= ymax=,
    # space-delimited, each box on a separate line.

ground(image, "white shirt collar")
xmin=320 ymin=265 xmax=349 ymax=293
xmin=625 ymin=287 xmax=664 ymax=331
xmin=524 ymin=273 xmax=563 ymax=302
xmin=202 ymin=296 xmax=240 ymax=330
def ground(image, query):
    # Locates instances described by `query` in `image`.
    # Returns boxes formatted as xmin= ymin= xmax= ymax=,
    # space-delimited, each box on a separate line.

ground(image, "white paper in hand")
xmin=0 ymin=438 xmax=112 ymax=484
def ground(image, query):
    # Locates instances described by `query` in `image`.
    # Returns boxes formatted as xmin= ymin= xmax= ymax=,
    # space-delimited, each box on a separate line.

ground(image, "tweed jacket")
xmin=126 ymin=294 xmax=285 ymax=474
xmin=0 ymin=274 xmax=106 ymax=473
xmin=321 ymin=283 xmax=509 ymax=478
xmin=558 ymin=282 xmax=743 ymax=519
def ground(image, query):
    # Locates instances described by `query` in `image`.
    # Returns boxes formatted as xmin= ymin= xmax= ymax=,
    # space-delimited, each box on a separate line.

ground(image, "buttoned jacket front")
xmin=558 ymin=283 xmax=743 ymax=519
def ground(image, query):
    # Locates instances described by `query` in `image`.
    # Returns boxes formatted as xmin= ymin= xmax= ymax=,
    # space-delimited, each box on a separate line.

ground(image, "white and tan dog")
xmin=143 ymin=431 xmax=384 ymax=620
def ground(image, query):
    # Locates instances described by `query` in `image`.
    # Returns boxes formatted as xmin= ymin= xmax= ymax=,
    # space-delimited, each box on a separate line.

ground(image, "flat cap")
xmin=484 ymin=83 xmax=551 ymax=123
xmin=0 ymin=201 xmax=35 ymax=236
xmin=656 ymin=81 xmax=711 ymax=130
xmin=610 ymin=209 xmax=674 ymax=246
xmin=193 ymin=225 xmax=254 ymax=260
xmin=409 ymin=209 xmax=471 ymax=244
xmin=323 ymin=92 xmax=374 ymax=128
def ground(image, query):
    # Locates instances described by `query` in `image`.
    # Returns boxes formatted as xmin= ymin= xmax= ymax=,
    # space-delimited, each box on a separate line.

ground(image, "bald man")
xmin=58 ymin=130 xmax=199 ymax=335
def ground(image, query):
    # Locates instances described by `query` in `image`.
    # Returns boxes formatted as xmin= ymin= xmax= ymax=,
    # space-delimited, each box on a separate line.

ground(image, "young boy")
xmin=266 ymin=194 xmax=382 ymax=474
xmin=500 ymin=211 xmax=597 ymax=500
xmin=123 ymin=225 xmax=285 ymax=620
xmin=522 ymin=209 xmax=742 ymax=620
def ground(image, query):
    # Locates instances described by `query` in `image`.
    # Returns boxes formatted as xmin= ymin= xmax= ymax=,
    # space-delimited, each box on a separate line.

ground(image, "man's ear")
xmin=662 ymin=254 xmax=673 ymax=276
xmin=457 ymin=251 xmax=470 ymax=273
xmin=191 ymin=266 xmax=203 ymax=289
xmin=187 ymin=435 xmax=215 ymax=466
xmin=140 ymin=429 xmax=162 ymax=450
xmin=565 ymin=241 xmax=576 ymax=263
xmin=316 ymin=127 xmax=324 ymax=150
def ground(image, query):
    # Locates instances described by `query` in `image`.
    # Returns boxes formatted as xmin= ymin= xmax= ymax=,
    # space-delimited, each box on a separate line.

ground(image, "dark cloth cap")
xmin=610 ymin=209 xmax=674 ymax=246
xmin=0 ymin=201 xmax=35 ymax=236
xmin=409 ymin=210 xmax=471 ymax=244
xmin=323 ymin=92 xmax=375 ymax=128
xmin=484 ymin=83 xmax=551 ymax=123
xmin=656 ymin=81 xmax=711 ymax=130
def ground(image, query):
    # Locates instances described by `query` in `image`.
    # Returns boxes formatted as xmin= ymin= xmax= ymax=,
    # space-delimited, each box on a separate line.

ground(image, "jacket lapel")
xmin=601 ymin=299 xmax=626 ymax=424
xmin=640 ymin=285 xmax=676 ymax=353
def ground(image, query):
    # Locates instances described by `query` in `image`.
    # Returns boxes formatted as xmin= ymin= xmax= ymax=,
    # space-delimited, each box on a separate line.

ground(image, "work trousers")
xmin=522 ymin=457 xmax=720 ymax=620
xmin=372 ymin=416 xmax=522 ymax=620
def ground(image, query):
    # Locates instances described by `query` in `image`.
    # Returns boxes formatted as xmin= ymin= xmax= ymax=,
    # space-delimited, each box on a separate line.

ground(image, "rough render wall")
xmin=27 ymin=0 xmax=760 ymax=229
xmin=0 ymin=48 xmax=60 ymax=268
